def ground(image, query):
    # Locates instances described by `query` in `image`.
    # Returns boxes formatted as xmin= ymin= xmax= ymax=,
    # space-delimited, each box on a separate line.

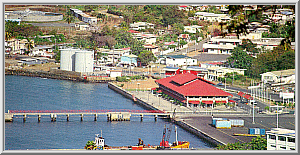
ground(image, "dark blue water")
xmin=5 ymin=75 xmax=214 ymax=150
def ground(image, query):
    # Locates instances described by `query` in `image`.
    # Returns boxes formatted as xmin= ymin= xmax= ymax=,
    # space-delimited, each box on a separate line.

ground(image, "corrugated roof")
xmin=171 ymin=73 xmax=197 ymax=85
xmin=155 ymin=73 xmax=233 ymax=97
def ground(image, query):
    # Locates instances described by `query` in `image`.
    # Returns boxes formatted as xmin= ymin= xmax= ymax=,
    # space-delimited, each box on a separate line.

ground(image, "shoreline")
xmin=108 ymin=82 xmax=220 ymax=147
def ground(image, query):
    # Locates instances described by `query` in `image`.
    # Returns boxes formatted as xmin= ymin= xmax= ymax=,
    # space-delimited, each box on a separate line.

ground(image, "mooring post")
xmin=94 ymin=114 xmax=97 ymax=121
xmin=140 ymin=114 xmax=143 ymax=121
xmin=80 ymin=114 xmax=83 ymax=121
xmin=38 ymin=115 xmax=41 ymax=122
xmin=66 ymin=114 xmax=69 ymax=121
xmin=23 ymin=114 xmax=26 ymax=122
xmin=107 ymin=114 xmax=111 ymax=122
xmin=155 ymin=115 xmax=157 ymax=121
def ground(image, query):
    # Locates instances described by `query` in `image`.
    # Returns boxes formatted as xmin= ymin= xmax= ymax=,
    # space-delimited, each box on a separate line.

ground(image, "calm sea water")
xmin=5 ymin=75 xmax=214 ymax=150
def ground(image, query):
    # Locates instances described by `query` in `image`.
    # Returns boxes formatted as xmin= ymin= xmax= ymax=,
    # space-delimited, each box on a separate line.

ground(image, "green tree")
xmin=249 ymin=136 xmax=267 ymax=150
xmin=85 ymin=140 xmax=96 ymax=150
xmin=138 ymin=50 xmax=156 ymax=65
xmin=227 ymin=46 xmax=253 ymax=71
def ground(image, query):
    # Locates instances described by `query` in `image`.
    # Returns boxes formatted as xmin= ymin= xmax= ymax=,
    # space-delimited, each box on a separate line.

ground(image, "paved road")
xmin=178 ymin=114 xmax=295 ymax=145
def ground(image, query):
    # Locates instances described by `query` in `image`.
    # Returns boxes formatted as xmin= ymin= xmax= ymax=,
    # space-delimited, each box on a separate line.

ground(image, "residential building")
xmin=164 ymin=55 xmax=197 ymax=67
xmin=144 ymin=44 xmax=159 ymax=55
xmin=70 ymin=8 xmax=97 ymax=25
xmin=251 ymin=38 xmax=285 ymax=51
xmin=184 ymin=25 xmax=202 ymax=34
xmin=203 ymin=33 xmax=262 ymax=54
xmin=155 ymin=73 xmax=233 ymax=108
xmin=30 ymin=45 xmax=55 ymax=58
xmin=5 ymin=38 xmax=35 ymax=55
xmin=203 ymin=36 xmax=241 ymax=54
xmin=266 ymin=128 xmax=295 ymax=150
xmin=206 ymin=67 xmax=247 ymax=81
xmin=260 ymin=69 xmax=295 ymax=84
xmin=120 ymin=54 xmax=138 ymax=67
xmin=132 ymin=33 xmax=158 ymax=44
xmin=129 ymin=22 xmax=155 ymax=30
xmin=163 ymin=66 xmax=208 ymax=79
xmin=194 ymin=12 xmax=231 ymax=22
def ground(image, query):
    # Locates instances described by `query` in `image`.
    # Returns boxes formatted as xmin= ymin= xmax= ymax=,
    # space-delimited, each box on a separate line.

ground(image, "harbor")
xmin=107 ymin=82 xmax=295 ymax=147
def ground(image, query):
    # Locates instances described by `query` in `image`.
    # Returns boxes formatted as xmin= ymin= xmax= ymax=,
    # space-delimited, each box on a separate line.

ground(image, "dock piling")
xmin=38 ymin=115 xmax=41 ymax=122
xmin=94 ymin=114 xmax=97 ymax=121
xmin=23 ymin=114 xmax=26 ymax=122
xmin=80 ymin=114 xmax=83 ymax=121
xmin=155 ymin=115 xmax=157 ymax=121
xmin=140 ymin=114 xmax=143 ymax=121
xmin=107 ymin=114 xmax=111 ymax=121
xmin=66 ymin=114 xmax=69 ymax=121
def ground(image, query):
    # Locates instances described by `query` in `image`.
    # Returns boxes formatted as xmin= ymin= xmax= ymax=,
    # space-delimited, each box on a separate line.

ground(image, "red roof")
xmin=215 ymin=101 xmax=227 ymax=104
xmin=156 ymin=73 xmax=233 ymax=97
xmin=128 ymin=30 xmax=140 ymax=33
xmin=238 ymin=92 xmax=245 ymax=97
xmin=171 ymin=73 xmax=197 ymax=85
xmin=244 ymin=94 xmax=253 ymax=100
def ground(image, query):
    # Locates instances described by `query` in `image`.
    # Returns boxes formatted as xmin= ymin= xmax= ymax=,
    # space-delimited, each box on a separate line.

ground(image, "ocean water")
xmin=5 ymin=75 xmax=214 ymax=150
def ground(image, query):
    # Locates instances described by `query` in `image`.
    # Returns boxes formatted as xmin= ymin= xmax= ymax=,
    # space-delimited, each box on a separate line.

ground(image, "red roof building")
xmin=155 ymin=73 xmax=233 ymax=107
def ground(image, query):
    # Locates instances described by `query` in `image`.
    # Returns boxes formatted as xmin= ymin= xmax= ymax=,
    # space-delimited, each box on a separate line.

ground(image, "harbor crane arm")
xmin=165 ymin=108 xmax=176 ymax=143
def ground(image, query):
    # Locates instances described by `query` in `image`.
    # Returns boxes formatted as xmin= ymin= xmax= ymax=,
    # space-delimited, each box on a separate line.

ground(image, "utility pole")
xmin=252 ymin=100 xmax=255 ymax=124
xmin=232 ymin=71 xmax=234 ymax=86
xmin=112 ymin=46 xmax=114 ymax=66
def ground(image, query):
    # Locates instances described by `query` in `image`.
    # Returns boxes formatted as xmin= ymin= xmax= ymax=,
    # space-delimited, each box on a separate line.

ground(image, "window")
xmin=288 ymin=137 xmax=295 ymax=143
xmin=269 ymin=135 xmax=276 ymax=140
xmin=279 ymin=136 xmax=286 ymax=141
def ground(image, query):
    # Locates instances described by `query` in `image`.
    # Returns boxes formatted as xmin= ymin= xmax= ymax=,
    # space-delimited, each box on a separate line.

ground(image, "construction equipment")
xmin=159 ymin=108 xmax=176 ymax=149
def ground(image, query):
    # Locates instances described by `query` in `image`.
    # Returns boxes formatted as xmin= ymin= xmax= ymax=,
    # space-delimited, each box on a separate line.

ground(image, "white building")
xmin=129 ymin=22 xmax=155 ymax=30
xmin=260 ymin=69 xmax=295 ymax=84
xmin=165 ymin=55 xmax=197 ymax=67
xmin=203 ymin=33 xmax=263 ymax=54
xmin=203 ymin=36 xmax=241 ymax=54
xmin=266 ymin=128 xmax=295 ymax=150
xmin=184 ymin=25 xmax=202 ymax=34
xmin=195 ymin=12 xmax=231 ymax=22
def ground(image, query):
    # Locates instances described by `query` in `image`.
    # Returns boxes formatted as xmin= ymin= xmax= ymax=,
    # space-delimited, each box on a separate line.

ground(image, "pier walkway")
xmin=5 ymin=109 xmax=170 ymax=122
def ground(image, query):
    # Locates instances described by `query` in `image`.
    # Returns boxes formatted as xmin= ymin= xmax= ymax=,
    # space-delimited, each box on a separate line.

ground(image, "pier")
xmin=5 ymin=109 xmax=170 ymax=122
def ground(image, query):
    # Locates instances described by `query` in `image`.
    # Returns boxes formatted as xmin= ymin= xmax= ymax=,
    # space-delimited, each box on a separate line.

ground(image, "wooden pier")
xmin=5 ymin=109 xmax=170 ymax=122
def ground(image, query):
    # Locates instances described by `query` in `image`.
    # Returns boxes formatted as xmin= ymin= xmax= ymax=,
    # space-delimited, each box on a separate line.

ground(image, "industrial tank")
xmin=60 ymin=48 xmax=77 ymax=71
xmin=74 ymin=50 xmax=94 ymax=73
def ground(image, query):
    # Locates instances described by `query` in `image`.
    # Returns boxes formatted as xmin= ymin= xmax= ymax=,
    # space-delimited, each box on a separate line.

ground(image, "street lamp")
xmin=158 ymin=94 xmax=162 ymax=107
xmin=170 ymin=100 xmax=174 ymax=112
xmin=137 ymin=83 xmax=140 ymax=94
xmin=252 ymin=99 xmax=255 ymax=124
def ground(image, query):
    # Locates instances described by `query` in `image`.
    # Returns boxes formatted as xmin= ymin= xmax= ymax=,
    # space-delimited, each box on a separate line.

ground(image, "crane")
xmin=160 ymin=108 xmax=176 ymax=149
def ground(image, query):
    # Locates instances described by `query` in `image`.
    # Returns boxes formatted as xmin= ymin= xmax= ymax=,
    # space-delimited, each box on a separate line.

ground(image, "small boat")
xmin=158 ymin=126 xmax=190 ymax=150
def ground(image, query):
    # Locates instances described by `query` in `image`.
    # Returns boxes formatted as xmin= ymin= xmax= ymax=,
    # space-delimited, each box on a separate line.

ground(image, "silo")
xmin=60 ymin=48 xmax=77 ymax=71
xmin=75 ymin=50 xmax=94 ymax=73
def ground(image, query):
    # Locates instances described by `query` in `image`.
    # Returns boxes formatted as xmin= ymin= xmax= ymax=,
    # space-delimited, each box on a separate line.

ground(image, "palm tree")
xmin=64 ymin=6 xmax=75 ymax=36
xmin=25 ymin=38 xmax=34 ymax=55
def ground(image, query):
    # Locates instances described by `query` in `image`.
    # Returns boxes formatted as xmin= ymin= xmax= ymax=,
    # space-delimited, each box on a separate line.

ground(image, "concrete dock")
xmin=108 ymin=82 xmax=296 ymax=147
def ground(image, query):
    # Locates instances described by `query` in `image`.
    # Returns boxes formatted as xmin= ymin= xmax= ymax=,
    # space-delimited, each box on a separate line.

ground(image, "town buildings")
xmin=266 ymin=128 xmax=295 ymax=150
xmin=155 ymin=73 xmax=233 ymax=108
xmin=260 ymin=69 xmax=295 ymax=84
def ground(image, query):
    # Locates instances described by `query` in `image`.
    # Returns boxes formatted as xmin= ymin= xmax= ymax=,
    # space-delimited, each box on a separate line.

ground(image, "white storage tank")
xmin=60 ymin=48 xmax=77 ymax=71
xmin=75 ymin=50 xmax=94 ymax=73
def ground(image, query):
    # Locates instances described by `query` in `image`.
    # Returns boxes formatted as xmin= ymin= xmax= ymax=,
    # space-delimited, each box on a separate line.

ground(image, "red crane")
xmin=159 ymin=108 xmax=176 ymax=149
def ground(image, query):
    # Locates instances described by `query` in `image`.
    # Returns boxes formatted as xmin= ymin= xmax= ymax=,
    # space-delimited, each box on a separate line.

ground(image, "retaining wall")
xmin=108 ymin=82 xmax=223 ymax=147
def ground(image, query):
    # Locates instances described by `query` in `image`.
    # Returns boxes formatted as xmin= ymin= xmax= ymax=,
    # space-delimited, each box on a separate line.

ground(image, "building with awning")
xmin=155 ymin=73 xmax=233 ymax=107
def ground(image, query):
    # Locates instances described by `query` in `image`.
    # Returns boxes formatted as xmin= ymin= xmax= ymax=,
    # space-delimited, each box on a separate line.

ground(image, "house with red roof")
xmin=155 ymin=73 xmax=233 ymax=108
